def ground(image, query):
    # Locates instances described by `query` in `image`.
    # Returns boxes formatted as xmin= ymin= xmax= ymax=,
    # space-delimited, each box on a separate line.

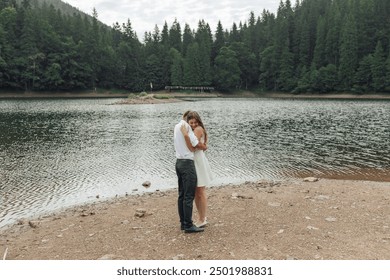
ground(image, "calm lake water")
xmin=0 ymin=97 xmax=389 ymax=227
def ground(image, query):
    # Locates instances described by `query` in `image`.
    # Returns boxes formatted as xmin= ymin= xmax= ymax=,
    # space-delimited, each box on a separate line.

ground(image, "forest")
xmin=0 ymin=0 xmax=390 ymax=93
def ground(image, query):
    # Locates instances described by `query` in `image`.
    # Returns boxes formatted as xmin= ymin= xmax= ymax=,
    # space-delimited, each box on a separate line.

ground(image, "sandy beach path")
xmin=1 ymin=179 xmax=389 ymax=260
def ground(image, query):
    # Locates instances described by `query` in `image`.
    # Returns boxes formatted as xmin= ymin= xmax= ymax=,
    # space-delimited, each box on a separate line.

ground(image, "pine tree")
xmin=259 ymin=46 xmax=276 ymax=90
xmin=298 ymin=16 xmax=310 ymax=67
xmin=213 ymin=46 xmax=241 ymax=91
xmin=339 ymin=13 xmax=358 ymax=90
xmin=313 ymin=15 xmax=326 ymax=68
xmin=182 ymin=23 xmax=193 ymax=56
xmin=353 ymin=54 xmax=373 ymax=92
xmin=229 ymin=42 xmax=257 ymax=89
xmin=161 ymin=21 xmax=169 ymax=48
xmin=195 ymin=20 xmax=212 ymax=85
xmin=0 ymin=24 xmax=7 ymax=86
xmin=356 ymin=0 xmax=376 ymax=59
xmin=273 ymin=1 xmax=293 ymax=90
xmin=152 ymin=24 xmax=161 ymax=43
xmin=387 ymin=38 xmax=390 ymax=91
xmin=278 ymin=43 xmax=295 ymax=91
xmin=18 ymin=8 xmax=41 ymax=90
xmin=284 ymin=0 xmax=295 ymax=54
xmin=316 ymin=64 xmax=338 ymax=93
xmin=145 ymin=54 xmax=158 ymax=90
xmin=212 ymin=21 xmax=225 ymax=63
xmin=0 ymin=5 xmax=17 ymax=88
xmin=169 ymin=19 xmax=181 ymax=52
xmin=183 ymin=42 xmax=200 ymax=86
xmin=386 ymin=53 xmax=390 ymax=91
xmin=242 ymin=11 xmax=257 ymax=54
xmin=229 ymin=22 xmax=240 ymax=43
xmin=170 ymin=47 xmax=183 ymax=86
xmin=325 ymin=1 xmax=341 ymax=66
xmin=370 ymin=41 xmax=386 ymax=92
xmin=111 ymin=22 xmax=121 ymax=47
xmin=295 ymin=65 xmax=311 ymax=93
xmin=77 ymin=8 xmax=101 ymax=89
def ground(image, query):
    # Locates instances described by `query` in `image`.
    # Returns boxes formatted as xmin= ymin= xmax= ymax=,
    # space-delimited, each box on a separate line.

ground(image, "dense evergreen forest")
xmin=0 ymin=0 xmax=389 ymax=93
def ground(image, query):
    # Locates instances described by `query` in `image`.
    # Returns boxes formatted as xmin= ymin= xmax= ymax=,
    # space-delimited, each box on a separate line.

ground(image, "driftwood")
xmin=3 ymin=247 xmax=8 ymax=260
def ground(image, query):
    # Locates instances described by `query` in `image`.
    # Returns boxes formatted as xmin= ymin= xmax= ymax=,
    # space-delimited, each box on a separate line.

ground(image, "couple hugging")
xmin=174 ymin=110 xmax=213 ymax=233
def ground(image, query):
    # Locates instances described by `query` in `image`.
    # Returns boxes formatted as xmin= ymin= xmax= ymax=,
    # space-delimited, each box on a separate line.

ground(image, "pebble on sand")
xmin=303 ymin=177 xmax=319 ymax=182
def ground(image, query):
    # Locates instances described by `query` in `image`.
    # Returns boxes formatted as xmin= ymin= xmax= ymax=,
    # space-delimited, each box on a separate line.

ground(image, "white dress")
xmin=194 ymin=135 xmax=213 ymax=187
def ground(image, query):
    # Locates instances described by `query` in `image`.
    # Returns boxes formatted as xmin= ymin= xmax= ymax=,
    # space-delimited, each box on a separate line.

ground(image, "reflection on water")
xmin=0 ymin=98 xmax=389 ymax=227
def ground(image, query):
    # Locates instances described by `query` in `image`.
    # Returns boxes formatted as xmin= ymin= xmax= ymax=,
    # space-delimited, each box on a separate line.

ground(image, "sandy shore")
xmin=1 ymin=178 xmax=389 ymax=260
xmin=255 ymin=92 xmax=390 ymax=99
xmin=113 ymin=94 xmax=184 ymax=104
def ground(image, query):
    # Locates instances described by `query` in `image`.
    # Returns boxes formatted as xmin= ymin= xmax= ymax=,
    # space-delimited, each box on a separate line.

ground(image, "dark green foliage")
xmin=182 ymin=23 xmax=193 ymax=57
xmin=212 ymin=21 xmax=225 ymax=63
xmin=259 ymin=46 xmax=276 ymax=90
xmin=277 ymin=45 xmax=295 ymax=92
xmin=170 ymin=48 xmax=183 ymax=86
xmin=370 ymin=41 xmax=387 ymax=91
xmin=339 ymin=14 xmax=358 ymax=90
xmin=213 ymin=47 xmax=241 ymax=91
xmin=313 ymin=16 xmax=326 ymax=68
xmin=315 ymin=64 xmax=338 ymax=93
xmin=183 ymin=42 xmax=201 ymax=86
xmin=353 ymin=55 xmax=373 ymax=92
xmin=195 ymin=20 xmax=212 ymax=86
xmin=0 ymin=0 xmax=389 ymax=93
xmin=387 ymin=45 xmax=390 ymax=91
xmin=229 ymin=42 xmax=257 ymax=90
xmin=169 ymin=19 xmax=182 ymax=52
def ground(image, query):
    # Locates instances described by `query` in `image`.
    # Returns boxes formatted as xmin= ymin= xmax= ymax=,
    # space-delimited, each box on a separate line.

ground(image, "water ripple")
xmin=1 ymin=98 xmax=389 ymax=227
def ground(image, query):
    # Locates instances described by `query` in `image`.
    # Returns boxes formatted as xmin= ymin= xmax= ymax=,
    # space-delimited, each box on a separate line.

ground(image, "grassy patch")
xmin=128 ymin=91 xmax=149 ymax=99
xmin=127 ymin=93 xmax=137 ymax=99
xmin=154 ymin=94 xmax=170 ymax=99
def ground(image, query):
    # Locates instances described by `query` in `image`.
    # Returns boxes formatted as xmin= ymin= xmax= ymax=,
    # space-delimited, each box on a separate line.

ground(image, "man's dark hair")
xmin=183 ymin=110 xmax=191 ymax=119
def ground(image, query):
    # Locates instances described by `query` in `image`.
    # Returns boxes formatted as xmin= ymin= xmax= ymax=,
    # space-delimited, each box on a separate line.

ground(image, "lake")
xmin=0 ymin=97 xmax=389 ymax=227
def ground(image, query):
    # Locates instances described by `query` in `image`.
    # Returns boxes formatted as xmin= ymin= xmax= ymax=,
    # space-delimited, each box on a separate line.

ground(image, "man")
xmin=174 ymin=110 xmax=207 ymax=233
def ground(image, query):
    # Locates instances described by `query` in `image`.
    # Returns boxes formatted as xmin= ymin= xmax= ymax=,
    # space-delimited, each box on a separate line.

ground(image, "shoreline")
xmin=256 ymin=92 xmax=390 ymax=100
xmin=0 ymin=92 xmax=129 ymax=99
xmin=1 ymin=91 xmax=390 ymax=100
xmin=1 ymin=178 xmax=389 ymax=260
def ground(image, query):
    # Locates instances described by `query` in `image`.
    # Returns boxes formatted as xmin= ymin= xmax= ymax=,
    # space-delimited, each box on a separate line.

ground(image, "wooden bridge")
xmin=165 ymin=86 xmax=215 ymax=92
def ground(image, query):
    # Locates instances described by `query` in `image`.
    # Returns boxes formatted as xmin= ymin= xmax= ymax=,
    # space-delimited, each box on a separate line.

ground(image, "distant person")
xmin=181 ymin=111 xmax=213 ymax=228
xmin=174 ymin=110 xmax=207 ymax=233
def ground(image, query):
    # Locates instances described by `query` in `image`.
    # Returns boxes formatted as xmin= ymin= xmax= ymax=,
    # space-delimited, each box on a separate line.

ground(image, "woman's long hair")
xmin=186 ymin=111 xmax=208 ymax=144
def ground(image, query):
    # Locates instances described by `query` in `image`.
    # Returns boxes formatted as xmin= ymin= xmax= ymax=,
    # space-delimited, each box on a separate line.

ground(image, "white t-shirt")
xmin=174 ymin=120 xmax=199 ymax=160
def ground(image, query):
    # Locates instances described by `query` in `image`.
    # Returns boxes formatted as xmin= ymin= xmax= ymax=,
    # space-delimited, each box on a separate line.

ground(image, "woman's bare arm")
xmin=194 ymin=126 xmax=203 ymax=141
xmin=180 ymin=124 xmax=207 ymax=151
xmin=194 ymin=126 xmax=207 ymax=150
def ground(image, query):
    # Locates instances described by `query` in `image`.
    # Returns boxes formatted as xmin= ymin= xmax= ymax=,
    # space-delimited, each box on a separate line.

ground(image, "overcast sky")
xmin=63 ymin=0 xmax=280 ymax=39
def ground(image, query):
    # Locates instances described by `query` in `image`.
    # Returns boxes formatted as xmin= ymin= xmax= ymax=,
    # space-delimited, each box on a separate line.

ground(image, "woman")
xmin=180 ymin=111 xmax=213 ymax=227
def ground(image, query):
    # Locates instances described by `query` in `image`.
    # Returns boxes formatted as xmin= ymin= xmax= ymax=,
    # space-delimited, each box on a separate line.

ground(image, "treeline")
xmin=0 ymin=0 xmax=390 ymax=93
